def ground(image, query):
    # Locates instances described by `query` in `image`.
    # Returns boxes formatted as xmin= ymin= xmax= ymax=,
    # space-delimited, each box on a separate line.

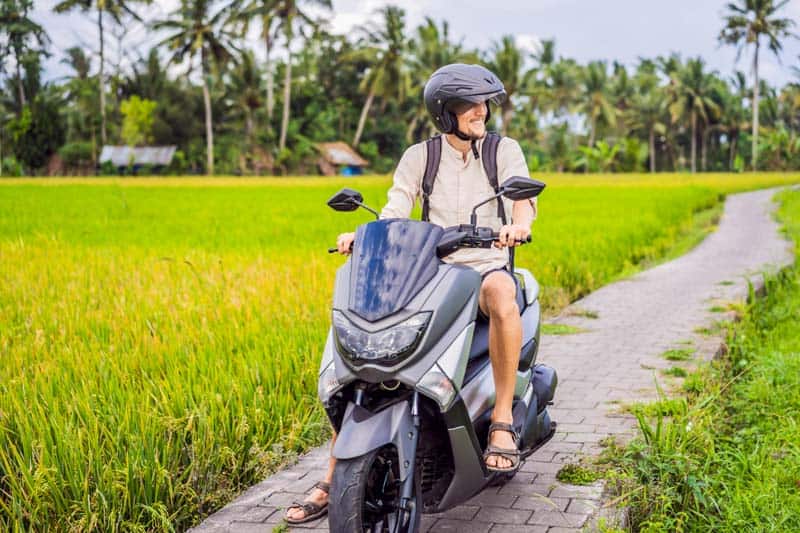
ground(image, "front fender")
xmin=332 ymin=400 xmax=415 ymax=480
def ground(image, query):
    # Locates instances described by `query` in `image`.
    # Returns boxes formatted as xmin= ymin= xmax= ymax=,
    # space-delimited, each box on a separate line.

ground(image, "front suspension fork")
xmin=396 ymin=391 xmax=420 ymax=532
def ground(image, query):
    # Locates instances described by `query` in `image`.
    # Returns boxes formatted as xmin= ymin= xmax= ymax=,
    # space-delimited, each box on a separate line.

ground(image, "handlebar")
xmin=327 ymin=226 xmax=530 ymax=255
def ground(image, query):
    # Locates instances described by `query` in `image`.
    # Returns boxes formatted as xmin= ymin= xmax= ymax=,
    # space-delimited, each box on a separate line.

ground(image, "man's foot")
xmin=483 ymin=422 xmax=520 ymax=473
xmin=285 ymin=481 xmax=330 ymax=524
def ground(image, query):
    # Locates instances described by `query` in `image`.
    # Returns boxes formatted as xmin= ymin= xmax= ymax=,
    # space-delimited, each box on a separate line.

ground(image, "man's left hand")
xmin=495 ymin=224 xmax=531 ymax=248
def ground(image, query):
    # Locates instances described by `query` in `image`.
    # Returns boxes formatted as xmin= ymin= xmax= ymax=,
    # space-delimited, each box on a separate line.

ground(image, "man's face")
xmin=454 ymin=101 xmax=487 ymax=139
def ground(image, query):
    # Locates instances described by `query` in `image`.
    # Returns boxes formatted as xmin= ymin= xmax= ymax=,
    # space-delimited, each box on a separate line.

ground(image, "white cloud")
xmin=25 ymin=0 xmax=800 ymax=88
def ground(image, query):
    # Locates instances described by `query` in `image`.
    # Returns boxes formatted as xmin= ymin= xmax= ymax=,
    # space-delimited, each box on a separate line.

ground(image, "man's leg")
xmin=479 ymin=271 xmax=522 ymax=470
xmin=285 ymin=432 xmax=337 ymax=521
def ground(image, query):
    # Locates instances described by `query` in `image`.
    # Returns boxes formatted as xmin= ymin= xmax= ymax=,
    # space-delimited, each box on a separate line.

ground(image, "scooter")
xmin=319 ymin=176 xmax=557 ymax=532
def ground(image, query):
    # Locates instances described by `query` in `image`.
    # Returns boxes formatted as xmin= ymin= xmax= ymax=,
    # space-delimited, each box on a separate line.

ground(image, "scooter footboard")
xmin=332 ymin=400 xmax=416 ymax=481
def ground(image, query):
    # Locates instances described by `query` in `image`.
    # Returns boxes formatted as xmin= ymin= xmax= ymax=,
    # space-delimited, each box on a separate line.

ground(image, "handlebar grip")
xmin=328 ymin=243 xmax=354 ymax=254
xmin=490 ymin=233 xmax=532 ymax=244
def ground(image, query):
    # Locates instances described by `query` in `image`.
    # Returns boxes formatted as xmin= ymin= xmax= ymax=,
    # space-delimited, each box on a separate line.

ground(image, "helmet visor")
xmin=446 ymin=91 xmax=507 ymax=114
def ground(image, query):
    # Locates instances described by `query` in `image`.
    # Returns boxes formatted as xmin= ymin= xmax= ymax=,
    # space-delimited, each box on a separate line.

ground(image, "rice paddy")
xmin=0 ymin=172 xmax=798 ymax=530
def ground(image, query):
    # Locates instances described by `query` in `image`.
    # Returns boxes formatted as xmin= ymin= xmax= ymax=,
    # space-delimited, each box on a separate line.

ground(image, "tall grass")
xmin=602 ymin=187 xmax=800 ymax=532
xmin=0 ymin=173 xmax=798 ymax=530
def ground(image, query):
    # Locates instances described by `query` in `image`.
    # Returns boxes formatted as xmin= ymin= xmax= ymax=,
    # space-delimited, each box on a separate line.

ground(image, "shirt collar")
xmin=441 ymin=135 xmax=485 ymax=165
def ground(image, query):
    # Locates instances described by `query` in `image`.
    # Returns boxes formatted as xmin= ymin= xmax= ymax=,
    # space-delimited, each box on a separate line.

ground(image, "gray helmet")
xmin=423 ymin=63 xmax=507 ymax=134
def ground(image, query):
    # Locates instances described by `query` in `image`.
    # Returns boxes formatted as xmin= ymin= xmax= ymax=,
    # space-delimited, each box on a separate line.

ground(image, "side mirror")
xmin=327 ymin=188 xmax=364 ymax=212
xmin=502 ymin=177 xmax=546 ymax=201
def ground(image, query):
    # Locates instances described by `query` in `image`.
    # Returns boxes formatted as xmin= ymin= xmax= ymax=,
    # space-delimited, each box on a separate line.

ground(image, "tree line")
xmin=0 ymin=0 xmax=798 ymax=176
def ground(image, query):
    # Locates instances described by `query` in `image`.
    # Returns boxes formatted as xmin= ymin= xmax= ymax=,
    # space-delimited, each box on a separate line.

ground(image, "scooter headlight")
xmin=332 ymin=310 xmax=431 ymax=365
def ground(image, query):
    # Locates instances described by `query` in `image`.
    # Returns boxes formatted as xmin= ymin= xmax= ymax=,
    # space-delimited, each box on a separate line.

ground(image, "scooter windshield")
xmin=349 ymin=219 xmax=443 ymax=322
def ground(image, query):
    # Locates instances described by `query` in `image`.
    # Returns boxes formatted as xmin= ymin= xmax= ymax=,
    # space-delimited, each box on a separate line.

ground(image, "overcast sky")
xmin=30 ymin=0 xmax=800 ymax=88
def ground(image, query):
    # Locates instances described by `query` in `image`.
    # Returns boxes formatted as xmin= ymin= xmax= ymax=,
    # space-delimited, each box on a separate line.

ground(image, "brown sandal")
xmin=483 ymin=422 xmax=521 ymax=473
xmin=285 ymin=481 xmax=330 ymax=524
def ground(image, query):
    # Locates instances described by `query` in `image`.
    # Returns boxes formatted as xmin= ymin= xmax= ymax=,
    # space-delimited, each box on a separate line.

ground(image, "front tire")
xmin=329 ymin=445 xmax=421 ymax=533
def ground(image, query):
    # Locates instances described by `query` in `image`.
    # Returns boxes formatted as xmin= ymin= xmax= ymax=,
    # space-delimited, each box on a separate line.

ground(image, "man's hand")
xmin=495 ymin=224 xmax=531 ymax=248
xmin=336 ymin=232 xmax=356 ymax=254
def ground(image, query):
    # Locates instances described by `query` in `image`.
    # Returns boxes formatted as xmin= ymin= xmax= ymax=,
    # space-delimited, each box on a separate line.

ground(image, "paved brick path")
xmin=191 ymin=188 xmax=794 ymax=533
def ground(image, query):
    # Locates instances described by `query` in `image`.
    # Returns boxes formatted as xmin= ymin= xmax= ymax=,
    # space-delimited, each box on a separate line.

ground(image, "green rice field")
xmin=0 ymin=173 xmax=798 ymax=531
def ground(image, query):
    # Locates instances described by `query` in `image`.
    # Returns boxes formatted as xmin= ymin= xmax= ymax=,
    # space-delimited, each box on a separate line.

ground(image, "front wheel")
xmin=329 ymin=445 xmax=421 ymax=533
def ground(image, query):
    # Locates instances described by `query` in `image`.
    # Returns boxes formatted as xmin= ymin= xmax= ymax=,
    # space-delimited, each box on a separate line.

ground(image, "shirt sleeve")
xmin=497 ymin=137 xmax=537 ymax=220
xmin=380 ymin=143 xmax=425 ymax=220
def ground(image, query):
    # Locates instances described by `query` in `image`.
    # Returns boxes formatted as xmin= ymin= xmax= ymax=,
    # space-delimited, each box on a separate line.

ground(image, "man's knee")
xmin=480 ymin=272 xmax=518 ymax=319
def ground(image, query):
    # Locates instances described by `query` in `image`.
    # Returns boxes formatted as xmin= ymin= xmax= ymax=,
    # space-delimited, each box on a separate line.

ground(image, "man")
xmin=286 ymin=63 xmax=536 ymax=524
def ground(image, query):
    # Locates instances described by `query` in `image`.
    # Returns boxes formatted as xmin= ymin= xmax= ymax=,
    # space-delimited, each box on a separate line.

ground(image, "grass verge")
xmin=599 ymin=188 xmax=800 ymax=531
xmin=541 ymin=323 xmax=587 ymax=335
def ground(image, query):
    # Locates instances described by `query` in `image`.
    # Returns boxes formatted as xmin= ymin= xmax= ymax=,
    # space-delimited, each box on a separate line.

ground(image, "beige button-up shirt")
xmin=380 ymin=135 xmax=536 ymax=274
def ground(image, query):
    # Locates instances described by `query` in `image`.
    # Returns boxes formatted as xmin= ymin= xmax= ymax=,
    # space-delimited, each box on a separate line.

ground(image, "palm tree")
xmin=61 ymin=46 xmax=100 ymax=159
xmin=232 ymin=0 xmax=279 ymax=125
xmin=271 ymin=0 xmax=331 ymax=153
xmin=519 ymin=39 xmax=555 ymax=134
xmin=228 ymin=49 xmax=262 ymax=145
xmin=577 ymin=61 xmax=616 ymax=148
xmin=54 ymin=0 xmax=151 ymax=145
xmin=154 ymin=0 xmax=239 ymax=175
xmin=0 ymin=0 xmax=48 ymax=109
xmin=719 ymin=0 xmax=796 ymax=169
xmin=629 ymin=89 xmax=666 ymax=172
xmin=349 ymin=5 xmax=409 ymax=148
xmin=532 ymin=39 xmax=556 ymax=70
xmin=488 ymin=35 xmax=524 ymax=136
xmin=667 ymin=58 xmax=720 ymax=173
xmin=716 ymin=75 xmax=750 ymax=169
xmin=544 ymin=57 xmax=579 ymax=120
xmin=405 ymin=18 xmax=473 ymax=142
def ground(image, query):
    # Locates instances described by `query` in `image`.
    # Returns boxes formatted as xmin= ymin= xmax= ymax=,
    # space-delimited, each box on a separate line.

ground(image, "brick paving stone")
xmin=549 ymin=482 xmax=603 ymax=500
xmin=511 ymin=495 xmax=569 ymax=512
xmin=565 ymin=498 xmax=600 ymax=515
xmin=474 ymin=507 xmax=533 ymax=524
xmin=227 ymin=521 xmax=273 ymax=532
xmin=203 ymin=505 xmax=274 ymax=525
xmin=497 ymin=482 xmax=549 ymax=497
xmin=429 ymin=519 xmax=493 ymax=532
xmin=438 ymin=505 xmax=480 ymax=520
xmin=487 ymin=525 xmax=548 ymax=533
xmin=518 ymin=461 xmax=562 ymax=475
xmin=527 ymin=510 xmax=588 ymax=528
xmin=190 ymin=188 xmax=794 ymax=532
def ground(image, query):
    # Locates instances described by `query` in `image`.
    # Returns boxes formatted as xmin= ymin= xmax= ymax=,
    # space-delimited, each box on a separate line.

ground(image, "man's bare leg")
xmin=479 ymin=271 xmax=522 ymax=470
xmin=285 ymin=432 xmax=337 ymax=521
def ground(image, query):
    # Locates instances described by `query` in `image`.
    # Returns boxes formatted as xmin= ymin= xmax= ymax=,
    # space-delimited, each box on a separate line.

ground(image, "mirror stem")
xmin=355 ymin=201 xmax=380 ymax=220
xmin=469 ymin=189 xmax=505 ymax=231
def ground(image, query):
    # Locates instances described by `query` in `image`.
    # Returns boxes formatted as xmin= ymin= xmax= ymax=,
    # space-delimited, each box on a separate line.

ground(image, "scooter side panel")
xmin=332 ymin=400 xmax=416 ymax=481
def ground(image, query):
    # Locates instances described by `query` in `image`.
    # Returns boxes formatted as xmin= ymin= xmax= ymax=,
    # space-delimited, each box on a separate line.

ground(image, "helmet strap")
xmin=453 ymin=128 xmax=471 ymax=141
xmin=471 ymin=139 xmax=480 ymax=160
xmin=452 ymin=129 xmax=481 ymax=160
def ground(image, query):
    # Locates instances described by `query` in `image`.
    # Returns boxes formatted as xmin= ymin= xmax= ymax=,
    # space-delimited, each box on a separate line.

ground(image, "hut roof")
xmin=99 ymin=146 xmax=177 ymax=166
xmin=316 ymin=142 xmax=368 ymax=167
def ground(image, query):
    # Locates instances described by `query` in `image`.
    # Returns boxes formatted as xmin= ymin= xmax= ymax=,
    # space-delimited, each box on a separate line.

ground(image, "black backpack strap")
xmin=481 ymin=132 xmax=507 ymax=224
xmin=421 ymin=135 xmax=442 ymax=222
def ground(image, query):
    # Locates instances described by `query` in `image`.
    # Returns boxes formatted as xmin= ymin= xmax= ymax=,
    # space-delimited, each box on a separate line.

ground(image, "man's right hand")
xmin=336 ymin=232 xmax=356 ymax=254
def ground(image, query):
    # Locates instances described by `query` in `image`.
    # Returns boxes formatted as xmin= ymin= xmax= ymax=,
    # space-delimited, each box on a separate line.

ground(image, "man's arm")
xmin=497 ymin=138 xmax=536 ymax=248
xmin=336 ymin=144 xmax=424 ymax=254
xmin=380 ymin=143 xmax=425 ymax=219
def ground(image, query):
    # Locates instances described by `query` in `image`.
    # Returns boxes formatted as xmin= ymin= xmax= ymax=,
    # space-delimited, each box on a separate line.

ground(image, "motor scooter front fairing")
xmin=318 ymin=217 xmax=503 ymax=509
